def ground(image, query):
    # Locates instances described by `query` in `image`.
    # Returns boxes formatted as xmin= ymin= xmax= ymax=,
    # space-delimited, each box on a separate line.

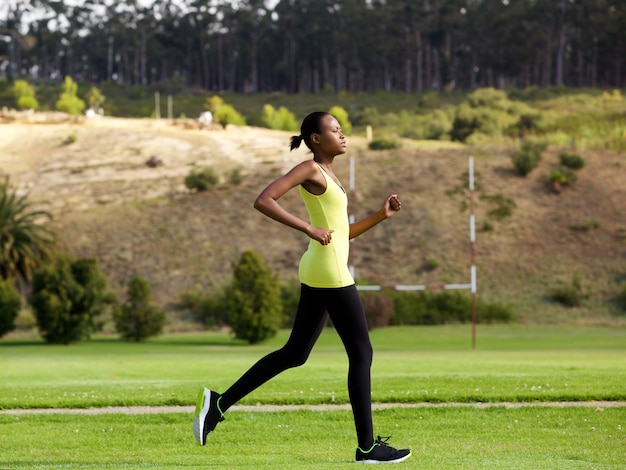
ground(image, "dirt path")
xmin=2 ymin=401 xmax=625 ymax=415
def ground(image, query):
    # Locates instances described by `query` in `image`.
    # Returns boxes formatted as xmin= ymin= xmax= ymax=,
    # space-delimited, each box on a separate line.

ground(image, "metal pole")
xmin=469 ymin=156 xmax=477 ymax=350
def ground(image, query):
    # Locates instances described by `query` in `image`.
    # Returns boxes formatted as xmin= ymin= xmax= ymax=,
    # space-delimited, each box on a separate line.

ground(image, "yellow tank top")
xmin=298 ymin=163 xmax=354 ymax=288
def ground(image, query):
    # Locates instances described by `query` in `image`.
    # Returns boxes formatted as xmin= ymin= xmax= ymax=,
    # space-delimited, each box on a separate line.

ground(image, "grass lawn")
xmin=1 ymin=325 xmax=625 ymax=468
xmin=1 ymin=406 xmax=625 ymax=469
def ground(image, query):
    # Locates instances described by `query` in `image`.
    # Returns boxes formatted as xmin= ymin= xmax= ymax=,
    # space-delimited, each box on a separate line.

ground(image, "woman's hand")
xmin=383 ymin=193 xmax=402 ymax=218
xmin=306 ymin=226 xmax=335 ymax=245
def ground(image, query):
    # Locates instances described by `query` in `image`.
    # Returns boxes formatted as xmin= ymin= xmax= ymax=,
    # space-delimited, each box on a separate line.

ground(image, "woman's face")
xmin=314 ymin=115 xmax=346 ymax=156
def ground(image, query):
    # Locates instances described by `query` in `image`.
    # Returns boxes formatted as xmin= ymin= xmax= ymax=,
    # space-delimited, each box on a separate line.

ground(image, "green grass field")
xmin=1 ymin=325 xmax=625 ymax=469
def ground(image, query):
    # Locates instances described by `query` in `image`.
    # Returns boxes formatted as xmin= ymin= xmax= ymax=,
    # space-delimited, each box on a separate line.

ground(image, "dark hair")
xmin=289 ymin=111 xmax=330 ymax=151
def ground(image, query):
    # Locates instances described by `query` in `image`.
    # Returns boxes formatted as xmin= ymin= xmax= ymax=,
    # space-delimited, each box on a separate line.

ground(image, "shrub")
xmin=482 ymin=193 xmax=516 ymax=221
xmin=451 ymin=88 xmax=522 ymax=142
xmin=512 ymin=112 xmax=543 ymax=137
xmin=205 ymin=95 xmax=224 ymax=115
xmin=11 ymin=79 xmax=39 ymax=110
xmin=261 ymin=104 xmax=298 ymax=131
xmin=618 ymin=284 xmax=626 ymax=313
xmin=551 ymin=274 xmax=584 ymax=307
xmin=13 ymin=309 xmax=37 ymax=330
xmin=226 ymin=250 xmax=282 ymax=344
xmin=369 ymin=138 xmax=402 ymax=150
xmin=420 ymin=109 xmax=453 ymax=140
xmin=360 ymin=292 xmax=394 ymax=330
xmin=558 ymin=152 xmax=585 ymax=170
xmin=0 ymin=278 xmax=21 ymax=337
xmin=328 ymin=105 xmax=352 ymax=135
xmin=55 ymin=76 xmax=86 ymax=115
xmin=30 ymin=256 xmax=109 ymax=344
xmin=113 ymin=274 xmax=166 ymax=341
xmin=85 ymin=86 xmax=106 ymax=111
xmin=511 ymin=140 xmax=546 ymax=176
xmin=548 ymin=165 xmax=578 ymax=187
xmin=215 ymin=104 xmax=246 ymax=128
xmin=387 ymin=290 xmax=514 ymax=325
xmin=228 ymin=168 xmax=243 ymax=185
xmin=352 ymin=106 xmax=382 ymax=127
xmin=179 ymin=286 xmax=228 ymax=327
xmin=185 ymin=167 xmax=219 ymax=191
xmin=280 ymin=278 xmax=301 ymax=328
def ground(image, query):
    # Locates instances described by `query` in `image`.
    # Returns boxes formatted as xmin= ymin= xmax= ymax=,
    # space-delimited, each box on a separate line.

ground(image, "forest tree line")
xmin=1 ymin=0 xmax=625 ymax=94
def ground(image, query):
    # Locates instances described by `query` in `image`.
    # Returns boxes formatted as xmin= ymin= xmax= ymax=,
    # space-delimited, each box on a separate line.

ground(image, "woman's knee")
xmin=277 ymin=346 xmax=310 ymax=369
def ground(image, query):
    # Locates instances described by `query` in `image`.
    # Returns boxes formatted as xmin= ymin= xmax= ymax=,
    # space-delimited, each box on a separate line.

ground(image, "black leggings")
xmin=220 ymin=283 xmax=374 ymax=448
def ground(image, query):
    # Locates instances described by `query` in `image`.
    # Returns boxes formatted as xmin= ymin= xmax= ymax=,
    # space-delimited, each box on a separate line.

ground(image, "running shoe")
xmin=193 ymin=388 xmax=224 ymax=445
xmin=355 ymin=435 xmax=411 ymax=464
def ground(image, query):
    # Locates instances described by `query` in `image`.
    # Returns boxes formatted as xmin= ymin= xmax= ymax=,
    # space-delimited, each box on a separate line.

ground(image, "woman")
xmin=194 ymin=111 xmax=411 ymax=464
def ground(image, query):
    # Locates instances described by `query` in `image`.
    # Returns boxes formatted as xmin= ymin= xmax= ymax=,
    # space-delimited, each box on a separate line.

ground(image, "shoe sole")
xmin=193 ymin=388 xmax=212 ymax=445
xmin=356 ymin=450 xmax=411 ymax=464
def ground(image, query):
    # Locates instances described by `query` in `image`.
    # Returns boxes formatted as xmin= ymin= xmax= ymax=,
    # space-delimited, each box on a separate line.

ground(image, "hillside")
xmin=1 ymin=116 xmax=625 ymax=326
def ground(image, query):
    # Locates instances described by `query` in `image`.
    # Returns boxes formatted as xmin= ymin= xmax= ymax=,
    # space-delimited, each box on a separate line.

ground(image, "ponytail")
xmin=289 ymin=111 xmax=330 ymax=152
xmin=289 ymin=134 xmax=304 ymax=151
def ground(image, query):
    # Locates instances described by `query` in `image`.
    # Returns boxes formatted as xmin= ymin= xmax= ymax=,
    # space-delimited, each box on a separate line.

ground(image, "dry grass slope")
xmin=1 ymin=116 xmax=625 ymax=325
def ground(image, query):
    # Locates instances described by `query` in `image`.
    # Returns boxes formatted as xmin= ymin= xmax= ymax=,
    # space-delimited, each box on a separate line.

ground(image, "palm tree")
xmin=0 ymin=176 xmax=56 ymax=288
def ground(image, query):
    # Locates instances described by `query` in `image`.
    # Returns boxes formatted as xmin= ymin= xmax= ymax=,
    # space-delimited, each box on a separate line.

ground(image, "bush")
xmin=328 ymin=105 xmax=352 ymax=135
xmin=352 ymin=106 xmax=382 ymax=127
xmin=420 ymin=109 xmax=453 ymax=140
xmin=30 ymin=256 xmax=109 ymax=344
xmin=280 ymin=278 xmax=301 ymax=328
xmin=483 ymin=193 xmax=516 ymax=221
xmin=113 ymin=275 xmax=166 ymax=342
xmin=387 ymin=290 xmax=515 ymax=325
xmin=227 ymin=250 xmax=282 ymax=344
xmin=558 ymin=152 xmax=585 ymax=170
xmin=185 ymin=167 xmax=219 ymax=191
xmin=205 ymin=95 xmax=224 ymax=115
xmin=369 ymin=138 xmax=402 ymax=150
xmin=618 ymin=284 xmax=626 ymax=313
xmin=11 ymin=79 xmax=39 ymax=110
xmin=0 ymin=278 xmax=21 ymax=337
xmin=85 ymin=86 xmax=106 ymax=111
xmin=551 ymin=274 xmax=584 ymax=307
xmin=228 ymin=168 xmax=243 ymax=185
xmin=360 ymin=292 xmax=394 ymax=330
xmin=55 ymin=76 xmax=86 ymax=115
xmin=548 ymin=165 xmax=578 ymax=187
xmin=511 ymin=140 xmax=546 ymax=176
xmin=512 ymin=112 xmax=543 ymax=137
xmin=179 ymin=286 xmax=228 ymax=327
xmin=451 ymin=88 xmax=523 ymax=142
xmin=261 ymin=104 xmax=298 ymax=131
xmin=215 ymin=104 xmax=246 ymax=128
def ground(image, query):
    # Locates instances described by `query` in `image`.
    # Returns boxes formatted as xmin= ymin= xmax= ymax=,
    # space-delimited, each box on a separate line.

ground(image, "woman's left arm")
xmin=349 ymin=193 xmax=401 ymax=239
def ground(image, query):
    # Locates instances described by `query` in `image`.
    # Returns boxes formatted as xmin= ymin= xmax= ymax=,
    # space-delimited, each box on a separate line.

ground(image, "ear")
xmin=311 ymin=133 xmax=320 ymax=144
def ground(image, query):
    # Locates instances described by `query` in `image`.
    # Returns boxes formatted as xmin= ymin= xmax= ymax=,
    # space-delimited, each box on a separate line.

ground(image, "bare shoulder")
xmin=285 ymin=159 xmax=320 ymax=182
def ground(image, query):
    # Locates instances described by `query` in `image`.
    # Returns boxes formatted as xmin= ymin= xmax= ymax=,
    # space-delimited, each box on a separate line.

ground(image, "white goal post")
xmin=349 ymin=156 xmax=478 ymax=349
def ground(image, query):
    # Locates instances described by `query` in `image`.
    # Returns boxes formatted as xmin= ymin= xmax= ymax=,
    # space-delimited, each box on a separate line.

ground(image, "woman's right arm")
xmin=254 ymin=161 xmax=334 ymax=245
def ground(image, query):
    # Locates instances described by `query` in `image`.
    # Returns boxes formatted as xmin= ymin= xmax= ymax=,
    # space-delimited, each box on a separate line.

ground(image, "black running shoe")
xmin=193 ymin=388 xmax=224 ymax=445
xmin=355 ymin=436 xmax=411 ymax=464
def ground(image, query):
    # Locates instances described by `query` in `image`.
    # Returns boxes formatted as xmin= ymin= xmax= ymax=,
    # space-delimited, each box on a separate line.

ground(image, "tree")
xmin=55 ymin=76 xmax=85 ymax=115
xmin=30 ymin=256 xmax=109 ymax=344
xmin=113 ymin=274 xmax=166 ymax=342
xmin=0 ymin=176 xmax=56 ymax=287
xmin=227 ymin=250 xmax=282 ymax=344
xmin=0 ymin=277 xmax=21 ymax=337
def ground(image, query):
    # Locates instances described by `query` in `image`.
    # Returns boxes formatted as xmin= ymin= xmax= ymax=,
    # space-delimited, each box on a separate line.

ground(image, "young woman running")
xmin=193 ymin=111 xmax=411 ymax=464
